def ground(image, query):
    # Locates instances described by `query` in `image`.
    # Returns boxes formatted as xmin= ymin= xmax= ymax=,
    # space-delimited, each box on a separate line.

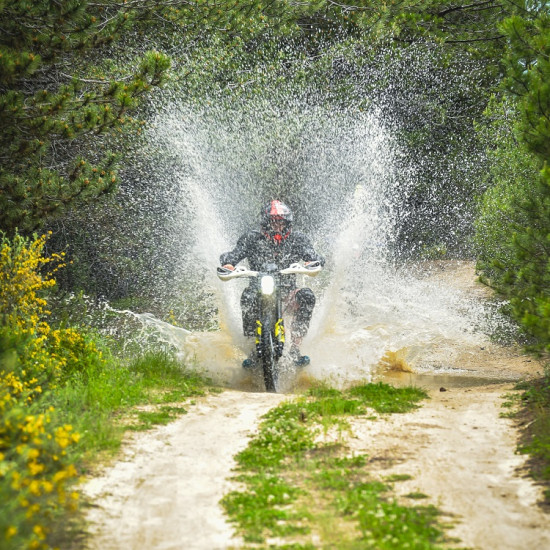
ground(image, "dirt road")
xmin=82 ymin=262 xmax=550 ymax=549
xmin=347 ymin=382 xmax=550 ymax=550
xmin=82 ymin=377 xmax=550 ymax=550
xmin=83 ymin=391 xmax=286 ymax=550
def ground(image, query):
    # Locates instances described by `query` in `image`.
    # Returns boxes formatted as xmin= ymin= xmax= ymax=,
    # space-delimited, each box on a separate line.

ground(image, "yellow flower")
xmin=28 ymin=448 xmax=39 ymax=460
xmin=29 ymin=479 xmax=41 ymax=496
xmin=33 ymin=524 xmax=46 ymax=540
xmin=28 ymin=461 xmax=45 ymax=475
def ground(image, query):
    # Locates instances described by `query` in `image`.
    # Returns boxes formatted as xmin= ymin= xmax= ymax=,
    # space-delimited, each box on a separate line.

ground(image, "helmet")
xmin=261 ymin=200 xmax=293 ymax=244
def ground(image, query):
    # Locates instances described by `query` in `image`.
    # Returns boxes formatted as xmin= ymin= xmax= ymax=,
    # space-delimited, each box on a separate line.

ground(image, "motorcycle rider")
xmin=220 ymin=199 xmax=325 ymax=367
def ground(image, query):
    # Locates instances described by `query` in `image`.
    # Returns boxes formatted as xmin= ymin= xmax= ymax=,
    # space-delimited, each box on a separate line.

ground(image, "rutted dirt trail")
xmin=84 ymin=391 xmax=286 ymax=550
xmin=82 ymin=381 xmax=550 ymax=550
xmin=346 ymin=383 xmax=550 ymax=550
xmin=82 ymin=262 xmax=550 ymax=549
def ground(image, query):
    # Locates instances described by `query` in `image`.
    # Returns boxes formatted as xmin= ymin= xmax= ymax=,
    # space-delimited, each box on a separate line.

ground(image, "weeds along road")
xmin=82 ymin=382 xmax=550 ymax=549
xmin=345 ymin=382 xmax=550 ymax=550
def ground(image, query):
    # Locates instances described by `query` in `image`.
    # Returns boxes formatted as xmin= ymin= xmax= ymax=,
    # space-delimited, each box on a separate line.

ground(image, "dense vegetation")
xmin=3 ymin=0 xmax=548 ymax=348
xmin=0 ymin=233 xmax=209 ymax=549
xmin=2 ymin=0 xmax=550 ymax=546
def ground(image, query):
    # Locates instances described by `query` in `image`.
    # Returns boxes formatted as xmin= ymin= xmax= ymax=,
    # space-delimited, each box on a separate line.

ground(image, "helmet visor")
xmin=266 ymin=218 xmax=291 ymax=243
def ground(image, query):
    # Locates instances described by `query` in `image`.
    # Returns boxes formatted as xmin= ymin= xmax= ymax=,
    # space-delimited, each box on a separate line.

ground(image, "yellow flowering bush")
xmin=0 ymin=232 xmax=64 ymax=332
xmin=0 ymin=233 xmax=100 ymax=549
xmin=0 ymin=364 xmax=80 ymax=549
xmin=47 ymin=327 xmax=105 ymax=384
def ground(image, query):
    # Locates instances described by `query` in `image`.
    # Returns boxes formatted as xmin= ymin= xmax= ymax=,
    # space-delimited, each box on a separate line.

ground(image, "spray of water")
xmin=112 ymin=85 xmax=514 ymax=391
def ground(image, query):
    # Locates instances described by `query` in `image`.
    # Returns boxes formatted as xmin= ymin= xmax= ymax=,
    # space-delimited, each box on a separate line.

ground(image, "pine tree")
xmin=0 ymin=0 xmax=170 ymax=233
xmin=491 ymin=6 xmax=550 ymax=351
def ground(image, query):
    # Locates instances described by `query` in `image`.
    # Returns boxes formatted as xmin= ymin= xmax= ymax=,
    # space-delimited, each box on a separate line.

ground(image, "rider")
xmin=220 ymin=200 xmax=325 ymax=367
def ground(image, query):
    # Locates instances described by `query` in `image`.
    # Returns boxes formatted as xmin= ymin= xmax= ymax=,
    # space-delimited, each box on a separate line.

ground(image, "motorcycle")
xmin=217 ymin=261 xmax=322 ymax=392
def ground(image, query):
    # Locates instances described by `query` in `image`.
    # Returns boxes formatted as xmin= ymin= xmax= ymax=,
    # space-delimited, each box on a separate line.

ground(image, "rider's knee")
xmin=296 ymin=288 xmax=315 ymax=309
xmin=241 ymin=286 xmax=256 ymax=307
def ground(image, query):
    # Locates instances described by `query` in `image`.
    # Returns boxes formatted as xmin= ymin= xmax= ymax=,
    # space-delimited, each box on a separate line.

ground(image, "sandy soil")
xmin=82 ymin=380 xmax=550 ymax=550
xmin=83 ymin=391 xmax=286 ymax=550
xmin=82 ymin=262 xmax=550 ymax=549
xmin=346 ymin=383 xmax=550 ymax=550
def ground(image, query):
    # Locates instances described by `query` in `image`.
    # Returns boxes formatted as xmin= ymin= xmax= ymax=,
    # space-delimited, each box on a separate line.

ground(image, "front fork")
xmin=255 ymin=287 xmax=285 ymax=360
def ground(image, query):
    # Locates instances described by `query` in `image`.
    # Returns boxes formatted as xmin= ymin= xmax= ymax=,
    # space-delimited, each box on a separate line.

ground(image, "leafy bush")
xmin=480 ymin=8 xmax=550 ymax=353
xmin=0 ymin=233 xmax=93 ymax=549
xmin=474 ymin=96 xmax=539 ymax=283
xmin=475 ymin=94 xmax=550 ymax=351
xmin=0 ymin=329 xmax=80 ymax=550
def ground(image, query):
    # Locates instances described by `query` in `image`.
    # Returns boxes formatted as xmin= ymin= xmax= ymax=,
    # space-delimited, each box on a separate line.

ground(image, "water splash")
xmin=117 ymin=89 xmax=514 ymax=390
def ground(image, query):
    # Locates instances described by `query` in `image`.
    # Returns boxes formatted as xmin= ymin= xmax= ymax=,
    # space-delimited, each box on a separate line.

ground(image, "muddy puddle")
xmin=380 ymin=370 xmax=519 ymax=390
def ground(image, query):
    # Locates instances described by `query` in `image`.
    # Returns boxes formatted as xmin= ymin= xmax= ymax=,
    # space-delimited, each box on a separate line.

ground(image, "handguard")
xmin=217 ymin=261 xmax=322 ymax=281
xmin=280 ymin=261 xmax=322 ymax=277
xmin=216 ymin=265 xmax=259 ymax=281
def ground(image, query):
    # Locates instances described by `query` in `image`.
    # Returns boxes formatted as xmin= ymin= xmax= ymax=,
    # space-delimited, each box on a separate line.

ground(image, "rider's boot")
xmin=289 ymin=343 xmax=310 ymax=367
xmin=242 ymin=349 xmax=257 ymax=369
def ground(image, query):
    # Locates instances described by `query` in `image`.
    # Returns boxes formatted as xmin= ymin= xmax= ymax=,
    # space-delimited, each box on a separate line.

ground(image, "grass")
xmin=221 ymin=381 xmax=454 ymax=549
xmin=42 ymin=350 xmax=212 ymax=548
xmin=385 ymin=473 xmax=413 ymax=482
xmin=42 ymin=350 xmax=211 ymax=467
xmin=509 ymin=373 xmax=550 ymax=504
xmin=129 ymin=405 xmax=188 ymax=431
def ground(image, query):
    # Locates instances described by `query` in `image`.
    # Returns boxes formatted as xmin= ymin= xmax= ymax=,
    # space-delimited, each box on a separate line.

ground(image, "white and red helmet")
xmin=261 ymin=200 xmax=293 ymax=244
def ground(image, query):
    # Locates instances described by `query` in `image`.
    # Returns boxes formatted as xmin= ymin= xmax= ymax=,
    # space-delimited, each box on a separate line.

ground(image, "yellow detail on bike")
xmin=255 ymin=320 xmax=262 ymax=345
xmin=275 ymin=318 xmax=285 ymax=343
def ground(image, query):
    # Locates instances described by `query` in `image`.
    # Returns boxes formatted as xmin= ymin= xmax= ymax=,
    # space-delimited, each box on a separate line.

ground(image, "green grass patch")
xmin=43 ymin=350 xmax=211 ymax=466
xmin=513 ymin=373 xmax=550 ymax=503
xmin=221 ymin=474 xmax=308 ymax=543
xmin=222 ymin=382 xmax=450 ymax=548
xmin=385 ymin=473 xmax=413 ymax=482
xmin=130 ymin=405 xmax=188 ymax=431
xmin=347 ymin=382 xmax=428 ymax=413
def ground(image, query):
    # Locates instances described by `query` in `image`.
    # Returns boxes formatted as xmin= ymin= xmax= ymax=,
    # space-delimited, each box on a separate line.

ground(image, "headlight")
xmin=260 ymin=275 xmax=275 ymax=295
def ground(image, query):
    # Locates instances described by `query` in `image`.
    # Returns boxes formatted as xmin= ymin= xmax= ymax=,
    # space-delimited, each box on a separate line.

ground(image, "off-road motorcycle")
xmin=217 ymin=261 xmax=322 ymax=392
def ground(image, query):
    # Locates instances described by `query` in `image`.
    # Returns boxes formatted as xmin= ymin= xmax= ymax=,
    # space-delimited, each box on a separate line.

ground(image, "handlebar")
xmin=217 ymin=261 xmax=322 ymax=281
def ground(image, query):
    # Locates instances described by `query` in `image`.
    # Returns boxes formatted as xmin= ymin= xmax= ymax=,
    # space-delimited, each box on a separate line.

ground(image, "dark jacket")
xmin=220 ymin=229 xmax=325 ymax=291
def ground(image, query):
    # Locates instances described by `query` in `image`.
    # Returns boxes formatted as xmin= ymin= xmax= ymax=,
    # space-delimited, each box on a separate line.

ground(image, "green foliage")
xmin=130 ymin=406 xmax=188 ymax=432
xmin=504 ymin=374 xmax=550 ymax=504
xmin=0 ymin=233 xmax=89 ymax=549
xmin=474 ymin=95 xmax=539 ymax=280
xmin=0 ymin=0 xmax=171 ymax=234
xmin=474 ymin=5 xmax=550 ymax=351
xmin=0 ymin=328 xmax=82 ymax=550
xmin=222 ymin=474 xmax=307 ymax=543
xmin=500 ymin=7 xmax=550 ymax=159
xmin=347 ymin=382 xmax=427 ymax=413
xmin=5 ymin=0 xmax=516 ymax=300
xmin=505 ymin=170 xmax=550 ymax=350
xmin=222 ymin=383 xmax=447 ymax=548
xmin=0 ymin=233 xmax=210 ymax=547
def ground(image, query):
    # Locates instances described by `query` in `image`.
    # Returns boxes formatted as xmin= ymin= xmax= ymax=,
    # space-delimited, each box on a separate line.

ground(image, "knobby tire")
xmin=260 ymin=323 xmax=278 ymax=393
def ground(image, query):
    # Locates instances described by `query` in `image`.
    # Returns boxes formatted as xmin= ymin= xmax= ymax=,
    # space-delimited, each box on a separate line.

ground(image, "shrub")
xmin=0 ymin=233 xmax=84 ymax=549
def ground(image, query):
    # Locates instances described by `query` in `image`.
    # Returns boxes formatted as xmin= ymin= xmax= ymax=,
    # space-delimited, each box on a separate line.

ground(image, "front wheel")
xmin=260 ymin=327 xmax=278 ymax=393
